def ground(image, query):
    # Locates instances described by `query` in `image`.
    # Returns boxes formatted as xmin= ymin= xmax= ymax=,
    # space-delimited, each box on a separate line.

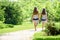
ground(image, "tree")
xmin=4 ymin=3 xmax=23 ymax=25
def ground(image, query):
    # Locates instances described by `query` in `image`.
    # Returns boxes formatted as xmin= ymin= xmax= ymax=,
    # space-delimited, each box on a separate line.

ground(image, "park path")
xmin=0 ymin=28 xmax=44 ymax=40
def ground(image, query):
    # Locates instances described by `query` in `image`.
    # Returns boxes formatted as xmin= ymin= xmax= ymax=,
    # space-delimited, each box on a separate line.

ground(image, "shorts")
xmin=33 ymin=18 xmax=39 ymax=20
xmin=41 ymin=19 xmax=46 ymax=21
xmin=33 ymin=20 xmax=39 ymax=24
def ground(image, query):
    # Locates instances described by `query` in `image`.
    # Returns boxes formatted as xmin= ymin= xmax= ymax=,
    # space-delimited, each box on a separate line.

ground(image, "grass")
xmin=0 ymin=22 xmax=42 ymax=35
xmin=33 ymin=22 xmax=60 ymax=40
xmin=33 ymin=31 xmax=60 ymax=40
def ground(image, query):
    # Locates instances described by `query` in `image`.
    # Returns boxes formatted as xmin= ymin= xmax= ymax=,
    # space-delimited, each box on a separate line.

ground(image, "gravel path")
xmin=0 ymin=28 xmax=43 ymax=40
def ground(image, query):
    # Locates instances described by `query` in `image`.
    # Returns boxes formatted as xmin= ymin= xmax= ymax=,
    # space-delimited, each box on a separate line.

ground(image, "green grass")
xmin=0 ymin=22 xmax=42 ymax=35
xmin=33 ymin=22 xmax=60 ymax=40
xmin=33 ymin=31 xmax=60 ymax=40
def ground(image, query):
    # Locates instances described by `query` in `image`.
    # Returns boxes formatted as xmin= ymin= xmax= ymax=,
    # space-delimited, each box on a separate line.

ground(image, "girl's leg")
xmin=42 ymin=21 xmax=47 ymax=30
xmin=34 ymin=22 xmax=37 ymax=31
xmin=33 ymin=20 xmax=39 ymax=31
xmin=34 ymin=21 xmax=38 ymax=31
xmin=33 ymin=21 xmax=36 ymax=31
xmin=42 ymin=21 xmax=45 ymax=30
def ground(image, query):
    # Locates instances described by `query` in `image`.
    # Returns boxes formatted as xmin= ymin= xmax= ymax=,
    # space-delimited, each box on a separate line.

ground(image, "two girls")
xmin=32 ymin=7 xmax=47 ymax=31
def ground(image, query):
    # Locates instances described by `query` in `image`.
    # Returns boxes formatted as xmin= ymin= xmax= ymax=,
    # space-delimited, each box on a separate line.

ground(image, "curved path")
xmin=0 ymin=28 xmax=44 ymax=40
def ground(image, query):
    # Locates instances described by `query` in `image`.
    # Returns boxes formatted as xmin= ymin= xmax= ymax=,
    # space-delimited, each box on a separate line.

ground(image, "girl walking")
xmin=41 ymin=8 xmax=47 ymax=30
xmin=32 ymin=7 xmax=40 ymax=31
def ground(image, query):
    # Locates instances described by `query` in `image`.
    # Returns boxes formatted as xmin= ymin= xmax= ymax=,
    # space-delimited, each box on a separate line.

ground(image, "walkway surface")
xmin=0 ymin=28 xmax=44 ymax=40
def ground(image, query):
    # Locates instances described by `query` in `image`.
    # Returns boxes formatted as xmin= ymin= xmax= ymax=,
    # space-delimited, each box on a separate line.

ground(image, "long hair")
xmin=42 ymin=8 xmax=46 ymax=15
xmin=33 ymin=7 xmax=38 ymax=15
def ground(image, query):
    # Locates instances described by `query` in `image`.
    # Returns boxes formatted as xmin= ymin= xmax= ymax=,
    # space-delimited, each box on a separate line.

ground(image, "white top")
xmin=42 ymin=15 xmax=47 ymax=19
xmin=33 ymin=15 xmax=38 ymax=19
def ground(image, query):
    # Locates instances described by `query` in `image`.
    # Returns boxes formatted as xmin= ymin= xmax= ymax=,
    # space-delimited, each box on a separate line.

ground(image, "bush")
xmin=0 ymin=24 xmax=6 ymax=29
xmin=0 ymin=23 xmax=14 ymax=29
xmin=0 ymin=6 xmax=5 ymax=21
xmin=4 ymin=4 xmax=23 ymax=25
xmin=0 ymin=24 xmax=4 ymax=29
xmin=6 ymin=24 xmax=14 ymax=28
xmin=45 ymin=22 xmax=60 ymax=36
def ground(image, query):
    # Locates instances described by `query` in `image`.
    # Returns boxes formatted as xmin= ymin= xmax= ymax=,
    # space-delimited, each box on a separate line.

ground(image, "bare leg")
xmin=42 ymin=21 xmax=47 ymax=30
xmin=34 ymin=23 xmax=37 ymax=31
xmin=42 ymin=21 xmax=45 ymax=30
xmin=34 ymin=21 xmax=38 ymax=31
xmin=33 ymin=20 xmax=39 ymax=31
xmin=35 ymin=25 xmax=36 ymax=31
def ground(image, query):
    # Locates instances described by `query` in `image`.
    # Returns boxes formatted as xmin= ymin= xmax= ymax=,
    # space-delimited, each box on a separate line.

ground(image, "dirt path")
xmin=0 ymin=28 xmax=44 ymax=40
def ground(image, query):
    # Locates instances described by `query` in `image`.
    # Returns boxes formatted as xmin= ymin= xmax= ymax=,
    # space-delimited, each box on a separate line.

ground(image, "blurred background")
xmin=0 ymin=0 xmax=60 ymax=35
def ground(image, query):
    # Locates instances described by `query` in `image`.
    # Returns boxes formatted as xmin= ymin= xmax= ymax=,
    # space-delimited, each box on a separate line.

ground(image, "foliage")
xmin=0 ymin=5 xmax=5 ymax=21
xmin=0 ymin=23 xmax=14 ymax=29
xmin=0 ymin=1 xmax=23 ymax=25
xmin=0 ymin=0 xmax=60 ymax=22
xmin=4 ymin=4 xmax=23 ymax=25
xmin=6 ymin=24 xmax=14 ymax=28
xmin=45 ymin=22 xmax=60 ymax=36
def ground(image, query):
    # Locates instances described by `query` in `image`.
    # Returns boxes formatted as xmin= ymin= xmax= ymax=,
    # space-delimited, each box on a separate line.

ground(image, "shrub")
xmin=0 ymin=24 xmax=4 ymax=29
xmin=4 ymin=5 xmax=23 ymax=25
xmin=0 ymin=23 xmax=14 ymax=29
xmin=0 ymin=6 xmax=5 ymax=21
xmin=6 ymin=24 xmax=14 ymax=28
xmin=45 ymin=22 xmax=60 ymax=36
xmin=0 ymin=24 xmax=6 ymax=29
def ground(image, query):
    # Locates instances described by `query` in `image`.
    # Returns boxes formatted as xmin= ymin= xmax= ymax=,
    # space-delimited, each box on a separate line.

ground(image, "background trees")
xmin=0 ymin=1 xmax=23 ymax=25
xmin=0 ymin=0 xmax=60 ymax=25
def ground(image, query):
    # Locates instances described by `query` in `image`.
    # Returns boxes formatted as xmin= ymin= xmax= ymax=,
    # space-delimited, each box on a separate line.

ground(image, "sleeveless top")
xmin=33 ymin=15 xmax=38 ymax=19
xmin=42 ymin=15 xmax=47 ymax=19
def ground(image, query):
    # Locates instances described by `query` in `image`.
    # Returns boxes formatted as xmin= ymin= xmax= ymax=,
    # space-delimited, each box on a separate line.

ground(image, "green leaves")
xmin=0 ymin=0 xmax=60 ymax=23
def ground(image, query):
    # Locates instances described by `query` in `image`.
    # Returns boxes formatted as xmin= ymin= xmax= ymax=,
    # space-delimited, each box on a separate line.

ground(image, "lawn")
xmin=0 ymin=22 xmax=42 ymax=35
xmin=33 ymin=22 xmax=60 ymax=40
xmin=33 ymin=32 xmax=60 ymax=40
